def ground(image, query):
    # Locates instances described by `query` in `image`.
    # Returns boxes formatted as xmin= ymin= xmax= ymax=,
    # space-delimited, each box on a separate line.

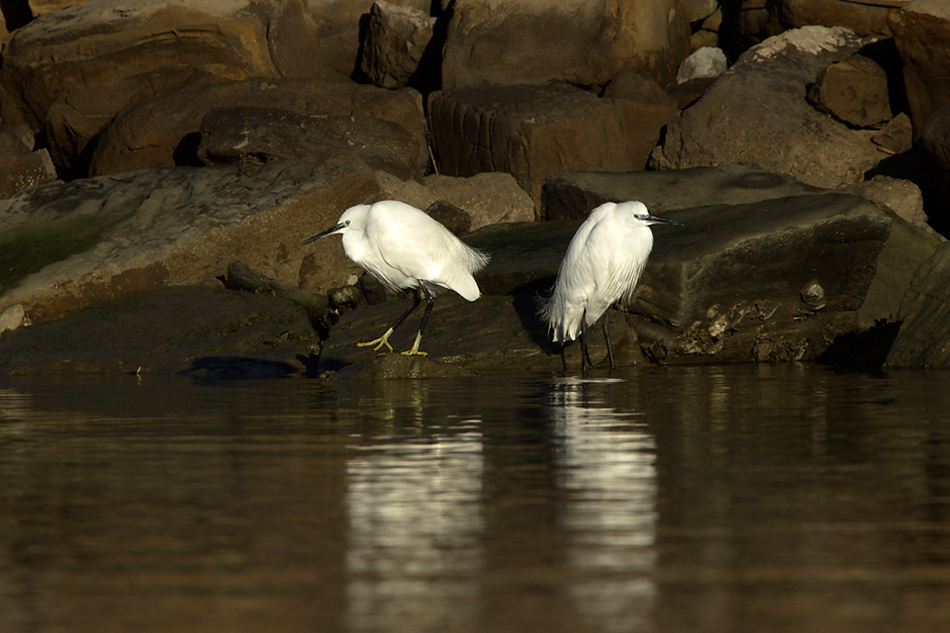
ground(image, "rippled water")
xmin=2 ymin=364 xmax=949 ymax=632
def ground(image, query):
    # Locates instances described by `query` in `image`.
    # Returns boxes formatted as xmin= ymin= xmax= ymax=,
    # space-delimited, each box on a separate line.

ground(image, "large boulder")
xmin=918 ymin=104 xmax=950 ymax=229
xmin=441 ymin=0 xmax=691 ymax=89
xmin=887 ymin=241 xmax=950 ymax=367
xmin=89 ymin=78 xmax=427 ymax=178
xmin=651 ymin=26 xmax=885 ymax=189
xmin=888 ymin=0 xmax=950 ymax=137
xmin=358 ymin=0 xmax=439 ymax=91
xmin=721 ymin=0 xmax=907 ymax=56
xmin=372 ymin=171 xmax=535 ymax=232
xmin=0 ymin=151 xmax=381 ymax=326
xmin=196 ymin=106 xmax=426 ymax=179
xmin=311 ymin=0 xmax=432 ymax=80
xmin=540 ymin=164 xmax=940 ymax=364
xmin=428 ymin=84 xmax=633 ymax=215
xmin=0 ymin=0 xmax=325 ymax=176
xmin=807 ymin=53 xmax=893 ymax=128
xmin=601 ymin=72 xmax=679 ymax=170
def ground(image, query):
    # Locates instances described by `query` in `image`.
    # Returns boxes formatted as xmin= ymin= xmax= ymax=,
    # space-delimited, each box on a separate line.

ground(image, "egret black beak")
xmin=644 ymin=214 xmax=682 ymax=227
xmin=301 ymin=223 xmax=345 ymax=245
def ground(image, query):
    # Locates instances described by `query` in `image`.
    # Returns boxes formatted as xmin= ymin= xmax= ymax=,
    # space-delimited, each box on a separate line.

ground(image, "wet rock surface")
xmin=0 ymin=285 xmax=318 ymax=375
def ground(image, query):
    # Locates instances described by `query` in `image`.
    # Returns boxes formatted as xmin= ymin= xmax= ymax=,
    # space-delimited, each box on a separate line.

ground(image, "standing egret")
xmin=540 ymin=201 xmax=680 ymax=371
xmin=302 ymin=200 xmax=490 ymax=356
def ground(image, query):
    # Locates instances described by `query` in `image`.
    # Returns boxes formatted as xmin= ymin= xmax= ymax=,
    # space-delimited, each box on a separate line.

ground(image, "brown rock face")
xmin=440 ymin=0 xmax=690 ymax=89
xmin=807 ymin=54 xmax=893 ymax=128
xmin=428 ymin=84 xmax=633 ymax=215
xmin=0 ymin=0 xmax=325 ymax=176
xmin=888 ymin=1 xmax=950 ymax=137
xmin=89 ymin=78 xmax=427 ymax=178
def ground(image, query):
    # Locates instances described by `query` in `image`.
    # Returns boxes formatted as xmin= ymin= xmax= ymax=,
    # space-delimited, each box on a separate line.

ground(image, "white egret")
xmin=540 ymin=201 xmax=680 ymax=371
xmin=302 ymin=200 xmax=490 ymax=356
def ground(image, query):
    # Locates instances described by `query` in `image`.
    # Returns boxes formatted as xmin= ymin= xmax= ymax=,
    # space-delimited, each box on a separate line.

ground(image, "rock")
xmin=196 ymin=105 xmax=425 ymax=179
xmin=920 ymin=104 xmax=950 ymax=182
xmin=721 ymin=0 xmax=905 ymax=56
xmin=666 ymin=76 xmax=717 ymax=110
xmin=888 ymin=0 xmax=950 ymax=136
xmin=676 ymin=47 xmax=728 ymax=83
xmin=807 ymin=54 xmax=893 ymax=128
xmin=872 ymin=112 xmax=914 ymax=154
xmin=223 ymin=261 xmax=332 ymax=336
xmin=89 ymin=77 xmax=427 ymax=178
xmin=313 ymin=0 xmax=433 ymax=80
xmin=373 ymin=171 xmax=535 ymax=231
xmin=887 ymin=241 xmax=950 ymax=367
xmin=651 ymin=26 xmax=885 ymax=190
xmin=691 ymin=8 xmax=723 ymax=51
xmin=316 ymin=292 xmax=595 ymax=374
xmin=358 ymin=1 xmax=439 ymax=91
xmin=0 ymin=304 xmax=26 ymax=334
xmin=0 ymin=0 xmax=325 ymax=176
xmin=0 ymin=124 xmax=58 ymax=198
xmin=0 ymin=151 xmax=381 ymax=325
xmin=543 ymin=163 xmax=823 ymax=220
xmin=441 ymin=0 xmax=691 ymax=89
xmin=327 ymin=352 xmax=478 ymax=379
xmin=539 ymin=164 xmax=940 ymax=364
xmin=428 ymin=84 xmax=632 ymax=215
xmin=0 ymin=285 xmax=318 ymax=375
xmin=682 ymin=0 xmax=720 ymax=24
xmin=424 ymin=200 xmax=471 ymax=236
xmin=842 ymin=175 xmax=932 ymax=234
xmin=321 ymin=164 xmax=939 ymax=371
xmin=4 ymin=164 xmax=939 ymax=373
xmin=602 ymin=72 xmax=679 ymax=170
xmin=919 ymin=104 xmax=950 ymax=228
xmin=29 ymin=1 xmax=88 ymax=16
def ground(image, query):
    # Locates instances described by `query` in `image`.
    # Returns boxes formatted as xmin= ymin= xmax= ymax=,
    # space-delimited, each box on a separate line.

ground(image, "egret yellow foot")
xmin=400 ymin=332 xmax=428 ymax=357
xmin=357 ymin=328 xmax=395 ymax=352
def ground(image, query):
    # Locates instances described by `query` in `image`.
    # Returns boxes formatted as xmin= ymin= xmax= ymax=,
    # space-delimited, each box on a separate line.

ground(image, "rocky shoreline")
xmin=2 ymin=0 xmax=949 ymax=377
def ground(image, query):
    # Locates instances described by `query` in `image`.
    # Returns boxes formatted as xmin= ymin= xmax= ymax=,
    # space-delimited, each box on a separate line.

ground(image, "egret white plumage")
xmin=540 ymin=201 xmax=679 ymax=370
xmin=302 ymin=200 xmax=490 ymax=356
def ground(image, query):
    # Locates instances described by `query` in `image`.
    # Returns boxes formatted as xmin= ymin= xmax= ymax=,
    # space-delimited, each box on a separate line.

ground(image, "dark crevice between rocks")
xmin=816 ymin=319 xmax=901 ymax=370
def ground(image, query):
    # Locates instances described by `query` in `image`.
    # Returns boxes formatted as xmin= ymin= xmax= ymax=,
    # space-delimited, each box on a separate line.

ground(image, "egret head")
xmin=617 ymin=201 xmax=681 ymax=229
xmin=301 ymin=205 xmax=369 ymax=245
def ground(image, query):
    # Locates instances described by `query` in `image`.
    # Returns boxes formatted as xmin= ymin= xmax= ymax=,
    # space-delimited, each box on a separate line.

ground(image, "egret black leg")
xmin=391 ymin=290 xmax=424 ymax=332
xmin=580 ymin=325 xmax=593 ymax=373
xmin=357 ymin=289 xmax=422 ymax=352
xmin=602 ymin=314 xmax=615 ymax=371
xmin=403 ymin=285 xmax=435 ymax=356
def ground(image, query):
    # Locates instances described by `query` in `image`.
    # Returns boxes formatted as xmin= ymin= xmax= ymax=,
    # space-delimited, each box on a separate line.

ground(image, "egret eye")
xmin=345 ymin=220 xmax=351 ymax=226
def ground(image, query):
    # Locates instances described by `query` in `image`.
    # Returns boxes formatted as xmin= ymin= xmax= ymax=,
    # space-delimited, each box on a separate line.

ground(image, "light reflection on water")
xmin=550 ymin=377 xmax=657 ymax=633
xmin=345 ymin=426 xmax=485 ymax=632
xmin=2 ymin=365 xmax=950 ymax=632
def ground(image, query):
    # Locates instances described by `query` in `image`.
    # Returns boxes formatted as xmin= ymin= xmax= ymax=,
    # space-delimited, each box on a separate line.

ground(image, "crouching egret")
xmin=302 ymin=200 xmax=490 ymax=356
xmin=540 ymin=201 xmax=680 ymax=371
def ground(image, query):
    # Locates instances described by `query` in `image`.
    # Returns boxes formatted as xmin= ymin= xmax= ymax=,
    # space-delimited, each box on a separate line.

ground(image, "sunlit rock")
xmin=0 ymin=151 xmax=381 ymax=325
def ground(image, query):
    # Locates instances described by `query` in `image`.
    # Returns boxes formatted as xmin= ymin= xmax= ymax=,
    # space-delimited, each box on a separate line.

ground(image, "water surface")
xmin=2 ymin=364 xmax=949 ymax=632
